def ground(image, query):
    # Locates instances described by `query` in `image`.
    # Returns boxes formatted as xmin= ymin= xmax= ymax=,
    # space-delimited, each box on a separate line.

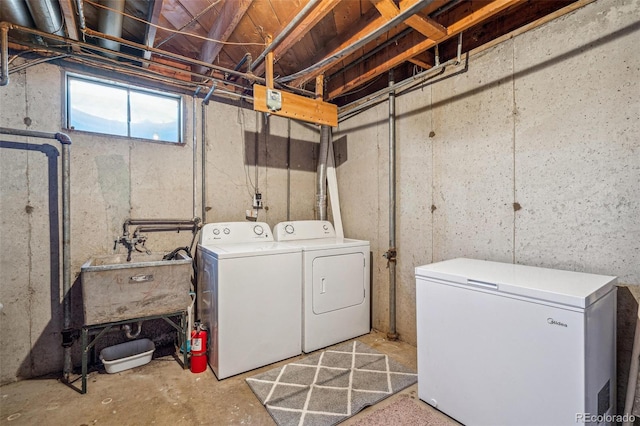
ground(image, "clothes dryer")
xmin=274 ymin=220 xmax=370 ymax=353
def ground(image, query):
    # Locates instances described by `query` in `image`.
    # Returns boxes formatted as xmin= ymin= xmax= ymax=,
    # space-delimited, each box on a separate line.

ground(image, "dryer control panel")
xmin=274 ymin=220 xmax=336 ymax=241
xmin=200 ymin=222 xmax=273 ymax=245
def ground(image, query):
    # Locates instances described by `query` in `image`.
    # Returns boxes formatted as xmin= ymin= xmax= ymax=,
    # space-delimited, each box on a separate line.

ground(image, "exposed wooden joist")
xmin=195 ymin=0 xmax=252 ymax=75
xmin=327 ymin=0 xmax=527 ymax=99
xmin=371 ymin=0 xmax=447 ymax=40
xmin=58 ymin=0 xmax=79 ymax=50
xmin=289 ymin=0 xmax=449 ymax=88
xmin=252 ymin=0 xmax=342 ymax=78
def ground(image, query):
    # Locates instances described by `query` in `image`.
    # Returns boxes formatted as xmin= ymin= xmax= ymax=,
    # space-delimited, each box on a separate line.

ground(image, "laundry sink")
xmin=81 ymin=252 xmax=192 ymax=325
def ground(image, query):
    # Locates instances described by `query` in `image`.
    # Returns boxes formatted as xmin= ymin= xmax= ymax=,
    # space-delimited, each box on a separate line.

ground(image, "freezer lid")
xmin=415 ymin=258 xmax=617 ymax=308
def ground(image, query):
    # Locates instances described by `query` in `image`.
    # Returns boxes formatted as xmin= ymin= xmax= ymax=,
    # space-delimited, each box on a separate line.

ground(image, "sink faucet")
xmin=113 ymin=234 xmax=147 ymax=262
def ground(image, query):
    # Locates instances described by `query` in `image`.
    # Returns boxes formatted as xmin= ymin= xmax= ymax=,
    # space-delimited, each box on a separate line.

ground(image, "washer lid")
xmin=198 ymin=241 xmax=301 ymax=259
xmin=415 ymin=258 xmax=616 ymax=309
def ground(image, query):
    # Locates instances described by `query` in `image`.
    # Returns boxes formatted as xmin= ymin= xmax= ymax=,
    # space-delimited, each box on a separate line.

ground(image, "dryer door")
xmin=312 ymin=253 xmax=366 ymax=314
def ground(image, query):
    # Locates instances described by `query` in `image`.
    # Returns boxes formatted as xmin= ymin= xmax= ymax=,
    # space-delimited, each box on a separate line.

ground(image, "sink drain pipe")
xmin=0 ymin=127 xmax=72 ymax=380
xmin=383 ymin=71 xmax=398 ymax=341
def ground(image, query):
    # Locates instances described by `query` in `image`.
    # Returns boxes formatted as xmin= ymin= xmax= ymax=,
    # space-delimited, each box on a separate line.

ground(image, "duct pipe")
xmin=250 ymin=0 xmax=322 ymax=71
xmin=97 ymin=0 xmax=125 ymax=58
xmin=316 ymin=125 xmax=330 ymax=220
xmin=0 ymin=127 xmax=72 ymax=381
xmin=25 ymin=0 xmax=65 ymax=36
xmin=1 ymin=0 xmax=35 ymax=28
xmin=385 ymin=71 xmax=398 ymax=341
xmin=1 ymin=24 xmax=8 ymax=86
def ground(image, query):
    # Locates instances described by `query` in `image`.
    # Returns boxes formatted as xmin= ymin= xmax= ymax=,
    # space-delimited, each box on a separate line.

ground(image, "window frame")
xmin=64 ymin=72 xmax=184 ymax=144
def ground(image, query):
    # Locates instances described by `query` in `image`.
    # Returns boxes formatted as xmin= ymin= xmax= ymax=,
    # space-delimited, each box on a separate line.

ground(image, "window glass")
xmin=68 ymin=78 xmax=128 ymax=136
xmin=129 ymin=91 xmax=180 ymax=141
xmin=66 ymin=74 xmax=182 ymax=143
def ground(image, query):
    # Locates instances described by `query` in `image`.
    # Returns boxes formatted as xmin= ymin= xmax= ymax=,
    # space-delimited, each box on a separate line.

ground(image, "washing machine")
xmin=274 ymin=220 xmax=370 ymax=353
xmin=196 ymin=222 xmax=302 ymax=379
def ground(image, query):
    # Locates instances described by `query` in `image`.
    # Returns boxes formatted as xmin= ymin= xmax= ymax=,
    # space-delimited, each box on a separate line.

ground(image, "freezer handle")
xmin=467 ymin=279 xmax=498 ymax=289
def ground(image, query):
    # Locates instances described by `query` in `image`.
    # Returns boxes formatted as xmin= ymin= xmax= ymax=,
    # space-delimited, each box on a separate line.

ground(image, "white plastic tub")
xmin=100 ymin=339 xmax=155 ymax=374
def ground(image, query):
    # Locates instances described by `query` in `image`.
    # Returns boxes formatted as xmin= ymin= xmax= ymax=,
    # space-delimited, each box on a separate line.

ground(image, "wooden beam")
xmin=253 ymin=84 xmax=337 ymax=127
xmin=328 ymin=0 xmax=527 ymax=99
xmin=289 ymin=0 xmax=449 ymax=88
xmin=252 ymin=0 xmax=342 ymax=78
xmin=408 ymin=58 xmax=432 ymax=69
xmin=265 ymin=35 xmax=274 ymax=88
xmin=195 ymin=0 xmax=252 ymax=75
xmin=58 ymin=0 xmax=79 ymax=49
xmin=400 ymin=0 xmax=447 ymax=40
xmin=371 ymin=0 xmax=447 ymax=40
xmin=329 ymin=31 xmax=435 ymax=99
xmin=315 ymin=75 xmax=324 ymax=99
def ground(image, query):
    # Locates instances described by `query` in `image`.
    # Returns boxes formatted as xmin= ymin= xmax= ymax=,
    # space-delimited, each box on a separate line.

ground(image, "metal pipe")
xmin=60 ymin=132 xmax=71 ymax=381
xmin=278 ymin=0 xmax=437 ymax=83
xmin=192 ymin=88 xmax=200 ymax=219
xmin=201 ymin=99 xmax=208 ymax=223
xmin=328 ymin=27 xmax=413 ymax=82
xmin=286 ymin=119 xmax=291 ymax=221
xmin=76 ymin=0 xmax=86 ymax=31
xmin=0 ymin=127 xmax=73 ymax=381
xmin=124 ymin=218 xmax=200 ymax=227
xmin=25 ymin=0 xmax=64 ymax=36
xmin=1 ymin=24 xmax=8 ymax=86
xmin=122 ymin=321 xmax=143 ymax=339
xmin=133 ymin=224 xmax=199 ymax=234
xmin=249 ymin=0 xmax=322 ymax=71
xmin=387 ymin=70 xmax=398 ymax=341
xmin=338 ymin=56 xmax=465 ymax=121
xmin=316 ymin=125 xmax=330 ymax=220
xmin=97 ymin=0 xmax=125 ymax=58
xmin=1 ymin=0 xmax=35 ymax=28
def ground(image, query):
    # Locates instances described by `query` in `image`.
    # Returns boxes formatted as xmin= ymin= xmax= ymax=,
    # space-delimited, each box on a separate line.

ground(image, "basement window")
xmin=66 ymin=74 xmax=183 ymax=143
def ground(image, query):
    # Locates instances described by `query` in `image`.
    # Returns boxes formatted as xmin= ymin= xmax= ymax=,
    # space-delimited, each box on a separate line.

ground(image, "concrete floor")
xmin=1 ymin=331 xmax=459 ymax=425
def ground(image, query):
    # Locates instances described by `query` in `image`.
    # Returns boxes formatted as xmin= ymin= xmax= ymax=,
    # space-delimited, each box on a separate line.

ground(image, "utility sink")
xmin=81 ymin=252 xmax=192 ymax=325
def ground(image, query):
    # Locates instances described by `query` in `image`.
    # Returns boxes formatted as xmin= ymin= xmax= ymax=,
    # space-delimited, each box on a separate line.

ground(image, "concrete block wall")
xmin=335 ymin=0 xmax=639 ymax=344
xmin=0 ymin=64 xmax=318 ymax=383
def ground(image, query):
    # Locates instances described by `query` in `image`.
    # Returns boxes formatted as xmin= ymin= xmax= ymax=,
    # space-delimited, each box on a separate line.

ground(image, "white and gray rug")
xmin=246 ymin=341 xmax=418 ymax=426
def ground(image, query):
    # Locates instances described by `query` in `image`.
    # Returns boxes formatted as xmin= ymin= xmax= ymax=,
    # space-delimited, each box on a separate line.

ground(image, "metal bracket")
xmin=61 ymin=328 xmax=80 ymax=348
xmin=382 ymin=248 xmax=397 ymax=267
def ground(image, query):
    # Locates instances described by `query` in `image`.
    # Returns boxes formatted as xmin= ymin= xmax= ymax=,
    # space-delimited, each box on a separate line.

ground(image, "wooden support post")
xmin=265 ymin=35 xmax=274 ymax=89
xmin=316 ymin=75 xmax=324 ymax=100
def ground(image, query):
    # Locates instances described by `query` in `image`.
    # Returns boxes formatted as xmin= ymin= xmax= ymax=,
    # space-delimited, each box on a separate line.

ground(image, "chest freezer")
xmin=415 ymin=258 xmax=617 ymax=426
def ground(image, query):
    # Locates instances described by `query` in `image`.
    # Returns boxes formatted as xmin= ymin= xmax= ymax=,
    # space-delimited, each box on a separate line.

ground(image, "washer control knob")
xmin=223 ymin=228 xmax=230 ymax=235
xmin=213 ymin=228 xmax=220 ymax=235
xmin=285 ymin=224 xmax=294 ymax=234
xmin=254 ymin=225 xmax=264 ymax=235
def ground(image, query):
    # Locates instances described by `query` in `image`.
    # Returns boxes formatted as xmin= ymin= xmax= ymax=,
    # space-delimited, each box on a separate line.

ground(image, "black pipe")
xmin=0 ymin=126 xmax=72 ymax=382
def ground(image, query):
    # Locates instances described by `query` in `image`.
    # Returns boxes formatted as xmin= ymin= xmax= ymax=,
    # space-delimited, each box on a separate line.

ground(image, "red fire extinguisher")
xmin=190 ymin=322 xmax=207 ymax=374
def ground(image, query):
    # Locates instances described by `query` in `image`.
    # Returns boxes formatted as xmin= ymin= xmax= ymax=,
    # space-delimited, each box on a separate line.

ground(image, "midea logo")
xmin=547 ymin=318 xmax=568 ymax=328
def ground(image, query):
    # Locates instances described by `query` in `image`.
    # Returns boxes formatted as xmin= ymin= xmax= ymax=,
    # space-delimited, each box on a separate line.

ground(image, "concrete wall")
xmin=335 ymin=0 xmax=640 ymax=344
xmin=0 ymin=65 xmax=318 ymax=383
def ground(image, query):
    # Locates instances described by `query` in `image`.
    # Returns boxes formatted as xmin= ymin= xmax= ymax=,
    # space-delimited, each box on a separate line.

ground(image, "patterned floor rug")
xmin=245 ymin=341 xmax=418 ymax=426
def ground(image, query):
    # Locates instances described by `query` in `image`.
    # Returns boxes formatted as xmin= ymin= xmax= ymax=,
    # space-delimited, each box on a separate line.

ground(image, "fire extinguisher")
xmin=190 ymin=321 xmax=207 ymax=374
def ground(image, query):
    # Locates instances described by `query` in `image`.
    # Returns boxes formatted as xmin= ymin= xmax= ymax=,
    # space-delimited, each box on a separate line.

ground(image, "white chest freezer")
xmin=415 ymin=258 xmax=617 ymax=426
